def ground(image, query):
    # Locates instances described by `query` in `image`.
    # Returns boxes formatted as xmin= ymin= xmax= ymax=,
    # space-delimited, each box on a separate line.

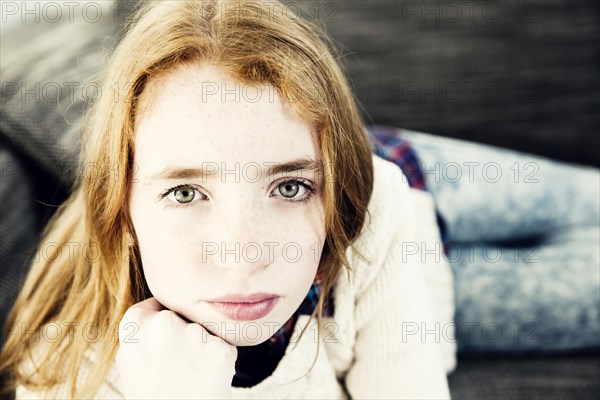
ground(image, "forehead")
xmin=133 ymin=64 xmax=320 ymax=169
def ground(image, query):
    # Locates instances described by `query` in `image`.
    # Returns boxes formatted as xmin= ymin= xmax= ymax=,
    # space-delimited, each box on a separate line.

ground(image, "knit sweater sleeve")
xmin=344 ymin=156 xmax=451 ymax=399
xmin=14 ymin=341 xmax=124 ymax=399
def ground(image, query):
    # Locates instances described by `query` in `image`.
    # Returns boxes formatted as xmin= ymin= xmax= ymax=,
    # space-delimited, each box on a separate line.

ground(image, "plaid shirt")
xmin=367 ymin=125 xmax=448 ymax=245
xmin=232 ymin=125 xmax=446 ymax=387
xmin=367 ymin=125 xmax=427 ymax=190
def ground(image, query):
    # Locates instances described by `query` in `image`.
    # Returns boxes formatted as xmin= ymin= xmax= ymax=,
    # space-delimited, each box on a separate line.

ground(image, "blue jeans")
xmin=398 ymin=130 xmax=600 ymax=354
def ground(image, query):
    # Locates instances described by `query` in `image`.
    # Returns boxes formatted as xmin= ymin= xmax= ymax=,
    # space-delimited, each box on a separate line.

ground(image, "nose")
xmin=206 ymin=200 xmax=272 ymax=273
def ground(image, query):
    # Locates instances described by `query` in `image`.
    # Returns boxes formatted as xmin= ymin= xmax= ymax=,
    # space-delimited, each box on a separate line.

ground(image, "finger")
xmin=135 ymin=296 xmax=166 ymax=312
xmin=171 ymin=313 xmax=235 ymax=346
xmin=193 ymin=321 xmax=237 ymax=347
xmin=123 ymin=296 xmax=166 ymax=322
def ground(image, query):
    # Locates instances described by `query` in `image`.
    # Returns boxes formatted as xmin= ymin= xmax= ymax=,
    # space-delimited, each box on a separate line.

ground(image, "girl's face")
xmin=128 ymin=64 xmax=326 ymax=346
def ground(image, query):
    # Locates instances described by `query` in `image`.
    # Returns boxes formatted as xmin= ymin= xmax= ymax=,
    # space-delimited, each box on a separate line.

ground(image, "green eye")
xmin=162 ymin=185 xmax=204 ymax=207
xmin=278 ymin=181 xmax=299 ymax=198
xmin=172 ymin=186 xmax=197 ymax=203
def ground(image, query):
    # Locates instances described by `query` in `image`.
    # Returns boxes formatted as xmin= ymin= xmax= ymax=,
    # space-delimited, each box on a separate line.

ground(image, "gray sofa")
xmin=1 ymin=1 xmax=599 ymax=398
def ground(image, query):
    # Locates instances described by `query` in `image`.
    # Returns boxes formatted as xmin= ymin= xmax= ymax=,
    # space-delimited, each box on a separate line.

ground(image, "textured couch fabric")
xmin=448 ymin=352 xmax=600 ymax=399
xmin=301 ymin=0 xmax=600 ymax=167
xmin=1 ymin=1 xmax=121 ymax=338
xmin=1 ymin=1 xmax=599 ymax=399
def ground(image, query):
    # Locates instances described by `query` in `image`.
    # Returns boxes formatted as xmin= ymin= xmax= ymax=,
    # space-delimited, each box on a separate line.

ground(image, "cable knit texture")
xmin=16 ymin=154 xmax=453 ymax=399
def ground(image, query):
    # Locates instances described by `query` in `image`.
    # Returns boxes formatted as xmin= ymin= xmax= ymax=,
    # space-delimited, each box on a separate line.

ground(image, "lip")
xmin=206 ymin=293 xmax=280 ymax=321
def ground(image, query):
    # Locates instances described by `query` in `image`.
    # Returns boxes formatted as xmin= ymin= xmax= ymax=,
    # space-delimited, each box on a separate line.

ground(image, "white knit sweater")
xmin=17 ymin=154 xmax=453 ymax=399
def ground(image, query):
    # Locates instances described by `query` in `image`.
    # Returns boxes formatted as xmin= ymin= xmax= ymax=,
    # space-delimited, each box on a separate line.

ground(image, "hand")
xmin=115 ymin=297 xmax=238 ymax=399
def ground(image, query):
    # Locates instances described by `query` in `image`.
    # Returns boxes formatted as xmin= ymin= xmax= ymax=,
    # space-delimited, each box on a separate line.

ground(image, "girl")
xmin=1 ymin=0 xmax=452 ymax=398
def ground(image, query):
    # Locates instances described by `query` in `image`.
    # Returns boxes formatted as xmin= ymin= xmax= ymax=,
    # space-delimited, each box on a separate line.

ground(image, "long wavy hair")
xmin=0 ymin=0 xmax=374 ymax=397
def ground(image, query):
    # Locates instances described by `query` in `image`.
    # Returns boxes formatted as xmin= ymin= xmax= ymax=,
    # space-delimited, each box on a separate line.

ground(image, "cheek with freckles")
xmin=139 ymin=236 xmax=324 ymax=308
xmin=130 ymin=195 xmax=325 ymax=325
xmin=132 ymin=226 xmax=325 ymax=345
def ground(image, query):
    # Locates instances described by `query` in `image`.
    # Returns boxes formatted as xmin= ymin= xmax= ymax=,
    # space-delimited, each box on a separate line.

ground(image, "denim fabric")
xmin=397 ymin=130 xmax=600 ymax=353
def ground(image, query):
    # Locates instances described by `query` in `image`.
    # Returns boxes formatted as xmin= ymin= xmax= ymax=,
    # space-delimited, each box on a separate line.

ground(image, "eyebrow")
xmin=147 ymin=158 xmax=323 ymax=182
xmin=266 ymin=159 xmax=322 ymax=177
